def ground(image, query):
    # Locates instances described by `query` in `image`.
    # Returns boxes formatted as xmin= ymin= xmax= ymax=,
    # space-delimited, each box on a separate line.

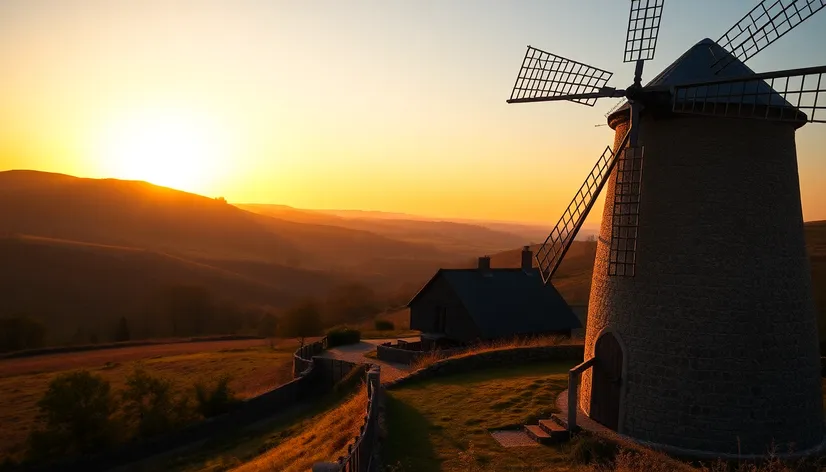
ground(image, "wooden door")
xmin=590 ymin=332 xmax=623 ymax=431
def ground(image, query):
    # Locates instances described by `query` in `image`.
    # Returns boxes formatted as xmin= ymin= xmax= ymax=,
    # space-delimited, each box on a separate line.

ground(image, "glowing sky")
xmin=1 ymin=0 xmax=825 ymax=225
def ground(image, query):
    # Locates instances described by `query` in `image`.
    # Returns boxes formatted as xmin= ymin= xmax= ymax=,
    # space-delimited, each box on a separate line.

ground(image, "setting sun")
xmin=95 ymin=108 xmax=229 ymax=192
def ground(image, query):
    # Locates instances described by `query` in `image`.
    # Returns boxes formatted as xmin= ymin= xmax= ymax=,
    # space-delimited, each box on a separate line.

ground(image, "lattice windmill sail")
xmin=509 ymin=0 xmax=826 ymax=283
xmin=507 ymin=0 xmax=826 ymax=457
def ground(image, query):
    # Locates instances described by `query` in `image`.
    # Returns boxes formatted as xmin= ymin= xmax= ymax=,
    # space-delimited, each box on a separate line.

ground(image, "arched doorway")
xmin=590 ymin=332 xmax=623 ymax=430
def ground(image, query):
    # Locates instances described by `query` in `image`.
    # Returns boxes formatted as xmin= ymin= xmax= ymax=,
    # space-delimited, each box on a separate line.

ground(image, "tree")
xmin=114 ymin=316 xmax=130 ymax=342
xmin=279 ymin=299 xmax=323 ymax=346
xmin=27 ymin=371 xmax=118 ymax=458
xmin=323 ymin=283 xmax=378 ymax=325
xmin=121 ymin=367 xmax=192 ymax=438
xmin=193 ymin=375 xmax=237 ymax=418
xmin=0 ymin=315 xmax=46 ymax=353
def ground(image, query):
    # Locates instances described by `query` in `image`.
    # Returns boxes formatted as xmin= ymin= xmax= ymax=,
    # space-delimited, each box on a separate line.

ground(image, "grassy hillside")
xmin=0 ymin=235 xmax=337 ymax=341
xmin=0 ymin=339 xmax=295 ymax=464
xmin=0 ymin=171 xmax=455 ymax=270
xmin=239 ymin=203 xmax=531 ymax=258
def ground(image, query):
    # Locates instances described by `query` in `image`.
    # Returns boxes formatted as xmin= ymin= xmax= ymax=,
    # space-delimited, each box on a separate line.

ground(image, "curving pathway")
xmin=317 ymin=338 xmax=416 ymax=383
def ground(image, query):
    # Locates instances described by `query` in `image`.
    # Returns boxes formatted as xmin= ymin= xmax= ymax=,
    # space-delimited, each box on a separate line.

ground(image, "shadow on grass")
xmin=400 ymin=361 xmax=576 ymax=391
xmin=383 ymin=395 xmax=440 ymax=472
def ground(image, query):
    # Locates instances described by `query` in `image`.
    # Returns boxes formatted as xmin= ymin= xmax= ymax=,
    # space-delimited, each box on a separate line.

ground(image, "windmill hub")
xmin=506 ymin=0 xmax=826 ymax=459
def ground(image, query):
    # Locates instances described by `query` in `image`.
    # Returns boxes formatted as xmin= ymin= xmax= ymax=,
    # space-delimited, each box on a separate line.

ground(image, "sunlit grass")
xmin=384 ymin=361 xmax=581 ymax=472
xmin=230 ymin=384 xmax=368 ymax=472
xmin=410 ymin=335 xmax=569 ymax=371
xmin=0 ymin=344 xmax=294 ymax=462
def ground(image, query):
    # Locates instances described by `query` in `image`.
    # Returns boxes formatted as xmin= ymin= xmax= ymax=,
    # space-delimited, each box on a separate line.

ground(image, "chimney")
xmin=477 ymin=255 xmax=491 ymax=272
xmin=521 ymin=246 xmax=533 ymax=271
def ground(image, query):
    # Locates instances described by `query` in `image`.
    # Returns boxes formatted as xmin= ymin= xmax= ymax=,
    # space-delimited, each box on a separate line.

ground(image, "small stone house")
xmin=407 ymin=247 xmax=581 ymax=349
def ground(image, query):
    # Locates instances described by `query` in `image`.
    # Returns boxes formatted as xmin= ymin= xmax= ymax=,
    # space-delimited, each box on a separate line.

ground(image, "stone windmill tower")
xmin=507 ymin=0 xmax=826 ymax=458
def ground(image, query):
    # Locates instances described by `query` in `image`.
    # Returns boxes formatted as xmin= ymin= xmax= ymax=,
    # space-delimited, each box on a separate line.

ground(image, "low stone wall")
xmin=294 ymin=337 xmax=329 ymax=377
xmin=377 ymin=342 xmax=467 ymax=365
xmin=385 ymin=344 xmax=585 ymax=389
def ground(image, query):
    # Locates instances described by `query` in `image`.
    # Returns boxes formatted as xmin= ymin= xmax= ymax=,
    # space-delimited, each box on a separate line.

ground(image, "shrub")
xmin=27 ymin=370 xmax=119 ymax=459
xmin=194 ymin=374 xmax=238 ymax=418
xmin=374 ymin=319 xmax=395 ymax=331
xmin=568 ymin=434 xmax=617 ymax=466
xmin=327 ymin=327 xmax=361 ymax=347
xmin=122 ymin=367 xmax=194 ymax=438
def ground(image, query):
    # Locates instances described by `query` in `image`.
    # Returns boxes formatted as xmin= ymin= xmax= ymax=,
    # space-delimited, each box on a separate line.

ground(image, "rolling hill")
xmin=237 ymin=203 xmax=534 ymax=257
xmin=0 ymin=171 xmax=457 ymax=271
xmin=0 ymin=235 xmax=340 ymax=341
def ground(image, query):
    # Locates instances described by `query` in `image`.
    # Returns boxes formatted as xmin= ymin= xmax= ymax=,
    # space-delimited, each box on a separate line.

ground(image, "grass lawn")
xmin=384 ymin=361 xmax=587 ymax=472
xmin=132 ymin=382 xmax=367 ymax=472
xmin=0 ymin=341 xmax=297 ymax=463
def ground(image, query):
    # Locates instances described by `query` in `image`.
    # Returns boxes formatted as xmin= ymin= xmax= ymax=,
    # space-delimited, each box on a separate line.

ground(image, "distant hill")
xmin=0 ymin=171 xmax=457 ymax=271
xmin=238 ymin=204 xmax=534 ymax=257
xmin=0 ymin=235 xmax=339 ymax=341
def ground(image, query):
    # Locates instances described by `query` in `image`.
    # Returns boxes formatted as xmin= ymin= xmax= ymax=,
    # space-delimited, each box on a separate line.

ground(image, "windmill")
xmin=509 ymin=0 xmax=826 ymax=457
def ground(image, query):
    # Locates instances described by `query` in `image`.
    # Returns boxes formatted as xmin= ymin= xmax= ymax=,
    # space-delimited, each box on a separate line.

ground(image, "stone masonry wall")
xmin=376 ymin=342 xmax=468 ymax=365
xmin=581 ymin=112 xmax=823 ymax=455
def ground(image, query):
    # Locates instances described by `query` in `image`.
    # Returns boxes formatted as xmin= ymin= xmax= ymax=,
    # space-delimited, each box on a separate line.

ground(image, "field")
xmin=0 ymin=338 xmax=298 ymax=462
xmin=130 ymin=370 xmax=368 ymax=471
xmin=383 ymin=361 xmax=583 ymax=472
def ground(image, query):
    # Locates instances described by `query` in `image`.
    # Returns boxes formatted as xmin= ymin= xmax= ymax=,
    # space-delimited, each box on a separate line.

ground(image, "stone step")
xmin=523 ymin=425 xmax=553 ymax=445
xmin=539 ymin=419 xmax=569 ymax=439
xmin=550 ymin=413 xmax=568 ymax=429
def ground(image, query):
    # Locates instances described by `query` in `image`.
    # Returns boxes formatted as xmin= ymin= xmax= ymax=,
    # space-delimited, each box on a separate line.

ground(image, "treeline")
xmin=0 ymin=280 xmax=417 ymax=353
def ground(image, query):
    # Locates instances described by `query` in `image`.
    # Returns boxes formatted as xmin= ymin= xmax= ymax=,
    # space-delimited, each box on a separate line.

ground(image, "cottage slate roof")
xmin=408 ymin=268 xmax=582 ymax=339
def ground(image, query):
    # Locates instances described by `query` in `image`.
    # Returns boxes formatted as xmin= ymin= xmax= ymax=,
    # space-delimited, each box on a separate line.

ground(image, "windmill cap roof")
xmin=608 ymin=38 xmax=801 ymax=125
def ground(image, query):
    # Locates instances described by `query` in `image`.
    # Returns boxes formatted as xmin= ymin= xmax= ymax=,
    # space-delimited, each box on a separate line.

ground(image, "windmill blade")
xmin=712 ymin=0 xmax=826 ymax=74
xmin=507 ymin=88 xmax=625 ymax=104
xmin=509 ymin=46 xmax=614 ymax=107
xmin=609 ymin=146 xmax=644 ymax=277
xmin=672 ymin=65 xmax=826 ymax=123
xmin=624 ymin=0 xmax=665 ymax=63
xmin=536 ymin=131 xmax=631 ymax=283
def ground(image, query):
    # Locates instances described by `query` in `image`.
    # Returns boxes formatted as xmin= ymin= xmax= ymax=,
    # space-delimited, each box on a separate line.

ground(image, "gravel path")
xmin=318 ymin=338 xmax=416 ymax=384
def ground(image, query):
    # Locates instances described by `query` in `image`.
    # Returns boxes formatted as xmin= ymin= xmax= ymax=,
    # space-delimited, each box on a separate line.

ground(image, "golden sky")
xmin=1 ymin=0 xmax=825 ymax=226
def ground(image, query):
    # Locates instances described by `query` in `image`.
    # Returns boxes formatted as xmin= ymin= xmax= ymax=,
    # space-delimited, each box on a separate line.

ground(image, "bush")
xmin=374 ymin=319 xmax=395 ymax=331
xmin=327 ymin=327 xmax=361 ymax=347
xmin=194 ymin=374 xmax=238 ymax=418
xmin=568 ymin=434 xmax=617 ymax=466
xmin=122 ymin=367 xmax=194 ymax=438
xmin=27 ymin=370 xmax=119 ymax=459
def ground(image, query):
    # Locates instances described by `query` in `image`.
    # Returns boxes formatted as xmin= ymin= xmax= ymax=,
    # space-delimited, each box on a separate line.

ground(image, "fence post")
xmin=568 ymin=370 xmax=577 ymax=433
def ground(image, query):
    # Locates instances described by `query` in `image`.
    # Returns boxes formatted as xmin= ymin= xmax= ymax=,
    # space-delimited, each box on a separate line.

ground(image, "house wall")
xmin=581 ymin=112 xmax=823 ymax=456
xmin=409 ymin=275 xmax=480 ymax=343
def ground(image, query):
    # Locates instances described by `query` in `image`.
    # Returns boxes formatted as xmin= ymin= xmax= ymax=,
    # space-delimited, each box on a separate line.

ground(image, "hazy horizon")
xmin=2 ymin=0 xmax=825 ymax=226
